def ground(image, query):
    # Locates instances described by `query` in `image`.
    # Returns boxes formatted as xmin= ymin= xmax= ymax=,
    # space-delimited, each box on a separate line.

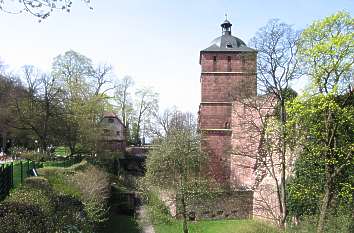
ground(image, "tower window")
xmin=213 ymin=56 xmax=217 ymax=71
xmin=225 ymin=121 xmax=230 ymax=129
xmin=227 ymin=56 xmax=231 ymax=72
xmin=226 ymin=43 xmax=233 ymax=48
xmin=241 ymin=56 xmax=246 ymax=65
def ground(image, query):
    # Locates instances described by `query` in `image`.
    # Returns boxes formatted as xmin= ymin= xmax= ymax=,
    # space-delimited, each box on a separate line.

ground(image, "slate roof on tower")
xmin=202 ymin=19 xmax=256 ymax=53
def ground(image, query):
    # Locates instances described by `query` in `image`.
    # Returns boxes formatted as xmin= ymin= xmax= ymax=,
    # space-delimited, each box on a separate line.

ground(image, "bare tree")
xmin=92 ymin=64 xmax=115 ymax=96
xmin=15 ymin=65 xmax=60 ymax=153
xmin=114 ymin=76 xmax=134 ymax=126
xmin=242 ymin=19 xmax=300 ymax=227
xmin=133 ymin=87 xmax=159 ymax=145
xmin=149 ymin=107 xmax=197 ymax=139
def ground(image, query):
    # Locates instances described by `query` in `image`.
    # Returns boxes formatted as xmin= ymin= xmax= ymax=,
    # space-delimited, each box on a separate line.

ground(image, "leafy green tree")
xmin=289 ymin=11 xmax=353 ymax=233
xmin=142 ymin=126 xmax=218 ymax=233
xmin=52 ymin=50 xmax=112 ymax=154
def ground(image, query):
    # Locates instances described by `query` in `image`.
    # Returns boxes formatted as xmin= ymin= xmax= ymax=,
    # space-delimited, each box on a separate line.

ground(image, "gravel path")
xmin=136 ymin=206 xmax=155 ymax=233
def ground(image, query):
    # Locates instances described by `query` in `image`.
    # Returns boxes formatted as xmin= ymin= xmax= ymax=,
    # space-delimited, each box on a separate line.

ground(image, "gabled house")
xmin=99 ymin=112 xmax=127 ymax=152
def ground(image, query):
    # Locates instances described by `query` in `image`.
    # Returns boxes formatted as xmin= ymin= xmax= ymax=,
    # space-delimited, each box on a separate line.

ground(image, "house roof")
xmin=102 ymin=112 xmax=126 ymax=128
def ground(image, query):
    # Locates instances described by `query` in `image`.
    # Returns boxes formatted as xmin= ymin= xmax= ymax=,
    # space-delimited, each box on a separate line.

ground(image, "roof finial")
xmin=225 ymin=13 xmax=228 ymax=20
xmin=221 ymin=16 xmax=232 ymax=35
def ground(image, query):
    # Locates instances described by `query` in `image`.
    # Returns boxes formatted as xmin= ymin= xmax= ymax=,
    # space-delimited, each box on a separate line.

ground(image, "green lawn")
xmin=54 ymin=146 xmax=70 ymax=157
xmin=154 ymin=219 xmax=281 ymax=233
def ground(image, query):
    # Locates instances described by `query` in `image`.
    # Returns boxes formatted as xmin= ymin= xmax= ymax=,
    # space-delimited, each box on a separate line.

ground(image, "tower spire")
xmin=221 ymin=16 xmax=232 ymax=35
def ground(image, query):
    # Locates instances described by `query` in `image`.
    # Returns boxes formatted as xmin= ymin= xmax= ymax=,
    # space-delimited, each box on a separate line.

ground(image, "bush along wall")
xmin=0 ymin=161 xmax=110 ymax=233
xmin=0 ymin=176 xmax=88 ymax=233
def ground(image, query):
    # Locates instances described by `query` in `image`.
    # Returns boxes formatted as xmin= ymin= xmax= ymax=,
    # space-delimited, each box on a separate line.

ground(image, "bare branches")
xmin=92 ymin=64 xmax=115 ymax=96
xmin=0 ymin=0 xmax=93 ymax=21
xmin=149 ymin=108 xmax=197 ymax=139
xmin=114 ymin=76 xmax=134 ymax=126
xmin=250 ymin=19 xmax=301 ymax=97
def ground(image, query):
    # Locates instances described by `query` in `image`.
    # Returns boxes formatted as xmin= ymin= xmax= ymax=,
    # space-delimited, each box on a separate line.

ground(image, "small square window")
xmin=116 ymin=131 xmax=120 ymax=136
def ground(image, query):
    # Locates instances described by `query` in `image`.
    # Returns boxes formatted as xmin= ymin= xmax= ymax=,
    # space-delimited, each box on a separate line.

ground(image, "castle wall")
xmin=201 ymin=131 xmax=231 ymax=184
xmin=199 ymin=103 xmax=232 ymax=129
xmin=182 ymin=191 xmax=254 ymax=220
xmin=231 ymin=96 xmax=282 ymax=222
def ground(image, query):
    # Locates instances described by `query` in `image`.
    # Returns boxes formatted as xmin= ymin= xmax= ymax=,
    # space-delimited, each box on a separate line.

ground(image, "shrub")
xmin=0 ymin=201 xmax=51 ymax=233
xmin=1 ymin=178 xmax=57 ymax=232
xmin=24 ymin=176 xmax=51 ymax=192
xmin=37 ymin=166 xmax=65 ymax=177
xmin=68 ymin=159 xmax=90 ymax=171
xmin=286 ymin=211 xmax=352 ymax=233
xmin=145 ymin=190 xmax=174 ymax=225
xmin=36 ymin=166 xmax=81 ymax=198
xmin=6 ymin=186 xmax=55 ymax=215
xmin=53 ymin=195 xmax=90 ymax=232
xmin=71 ymin=165 xmax=111 ymax=224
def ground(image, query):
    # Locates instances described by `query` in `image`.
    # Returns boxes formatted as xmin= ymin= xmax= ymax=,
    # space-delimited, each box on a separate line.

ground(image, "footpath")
xmin=136 ymin=206 xmax=155 ymax=233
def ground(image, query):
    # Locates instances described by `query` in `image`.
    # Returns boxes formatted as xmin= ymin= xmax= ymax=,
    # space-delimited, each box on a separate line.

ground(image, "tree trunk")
xmin=279 ymin=98 xmax=287 ymax=228
xmin=1 ymin=131 xmax=6 ymax=153
xmin=317 ymin=172 xmax=333 ymax=233
xmin=69 ymin=143 xmax=76 ymax=155
xmin=136 ymin=113 xmax=142 ymax=145
xmin=181 ymin=190 xmax=189 ymax=233
xmin=349 ymin=190 xmax=354 ymax=233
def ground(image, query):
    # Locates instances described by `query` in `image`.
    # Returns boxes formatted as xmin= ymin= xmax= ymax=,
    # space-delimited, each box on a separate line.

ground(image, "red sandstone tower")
xmin=199 ymin=19 xmax=257 ymax=185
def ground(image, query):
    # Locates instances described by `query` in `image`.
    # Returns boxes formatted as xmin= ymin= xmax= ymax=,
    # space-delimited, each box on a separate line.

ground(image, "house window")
xmin=116 ymin=131 xmax=120 ymax=136
xmin=108 ymin=118 xmax=114 ymax=123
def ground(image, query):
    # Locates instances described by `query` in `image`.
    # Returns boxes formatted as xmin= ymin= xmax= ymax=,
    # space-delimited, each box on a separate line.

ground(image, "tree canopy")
xmin=287 ymin=11 xmax=354 ymax=233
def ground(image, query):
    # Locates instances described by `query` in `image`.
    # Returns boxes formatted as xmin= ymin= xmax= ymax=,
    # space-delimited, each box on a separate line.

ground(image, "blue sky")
xmin=0 ymin=0 xmax=353 ymax=113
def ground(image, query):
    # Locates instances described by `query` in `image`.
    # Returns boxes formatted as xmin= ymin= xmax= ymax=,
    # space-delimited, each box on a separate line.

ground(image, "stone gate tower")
xmin=199 ymin=19 xmax=257 ymax=186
